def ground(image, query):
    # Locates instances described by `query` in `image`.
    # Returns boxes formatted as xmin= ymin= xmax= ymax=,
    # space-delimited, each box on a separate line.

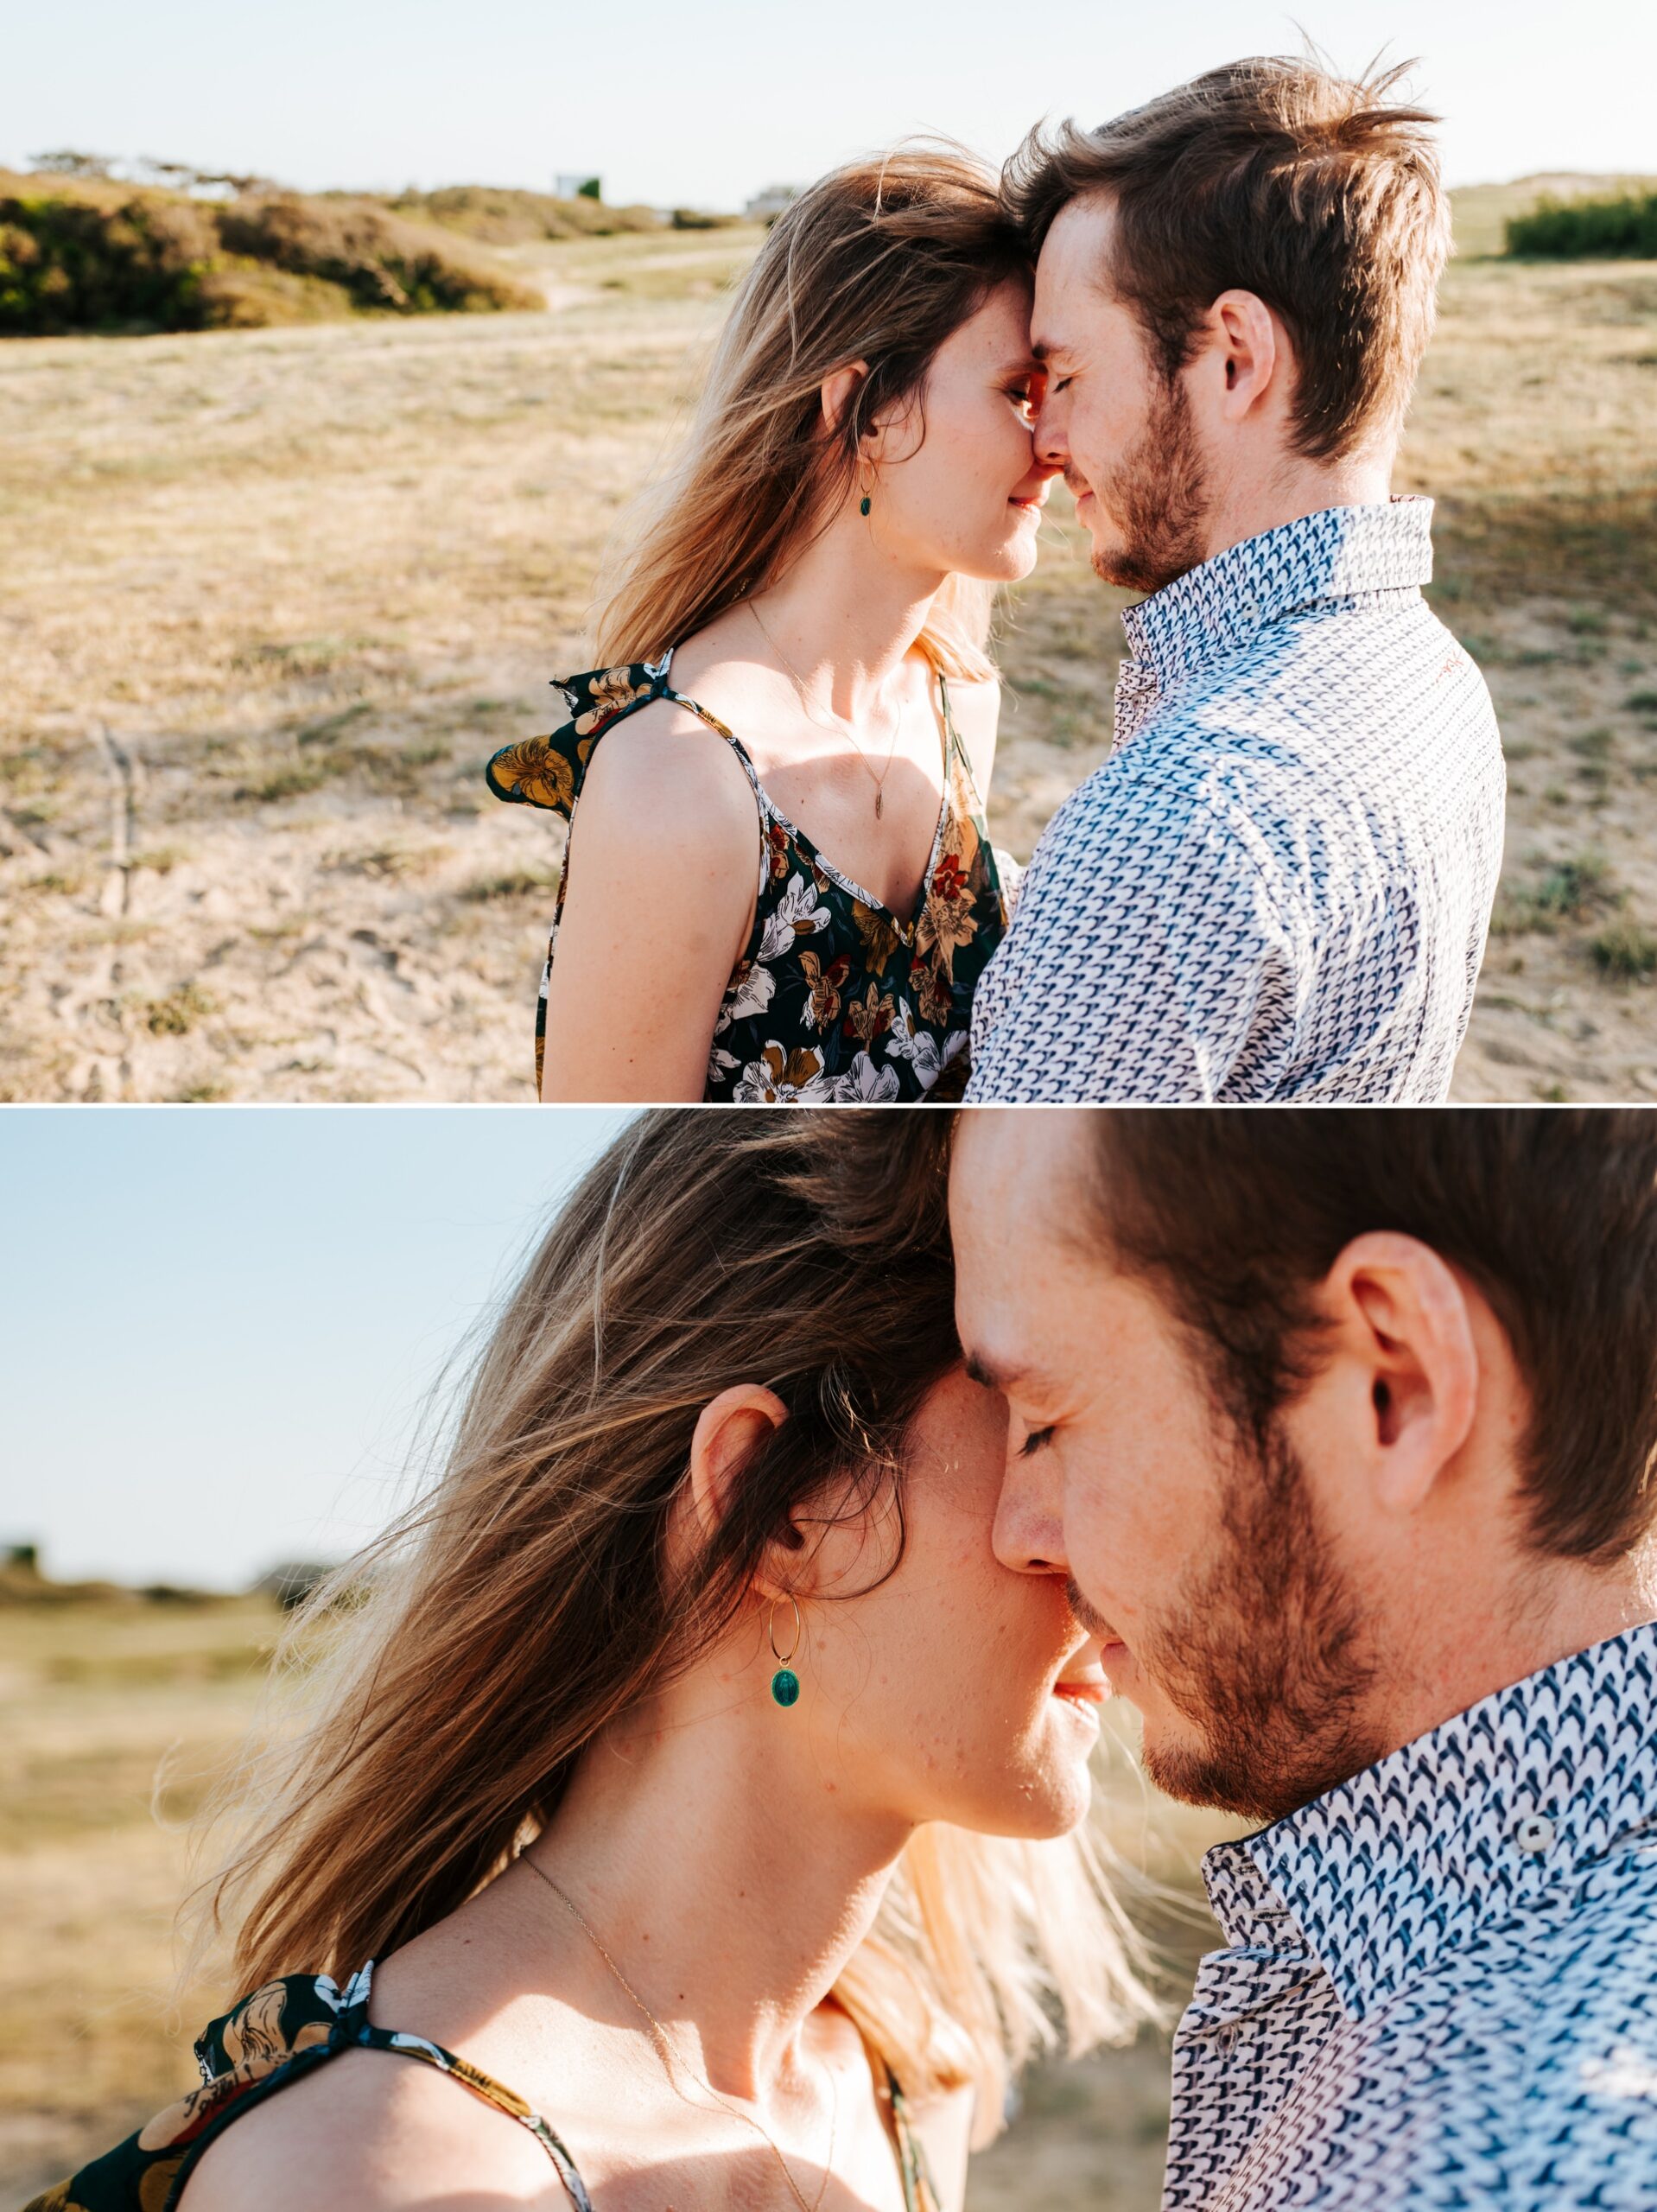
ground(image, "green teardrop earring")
xmin=859 ymin=493 xmax=872 ymax=518
xmin=768 ymin=1593 xmax=803 ymax=1708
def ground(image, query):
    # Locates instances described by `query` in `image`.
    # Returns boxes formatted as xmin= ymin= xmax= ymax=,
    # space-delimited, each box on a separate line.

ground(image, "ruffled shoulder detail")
xmin=486 ymin=661 xmax=668 ymax=817
xmin=193 ymin=1962 xmax=373 ymax=2082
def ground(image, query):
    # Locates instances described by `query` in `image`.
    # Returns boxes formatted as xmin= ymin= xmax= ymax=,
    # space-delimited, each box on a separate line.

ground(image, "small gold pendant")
xmin=875 ymin=790 xmax=883 ymax=820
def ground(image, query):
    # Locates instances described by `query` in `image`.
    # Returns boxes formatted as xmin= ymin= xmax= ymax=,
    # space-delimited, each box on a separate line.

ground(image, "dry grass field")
xmin=3 ymin=198 xmax=1657 ymax=1101
xmin=2 ymin=1592 xmax=1235 ymax=2209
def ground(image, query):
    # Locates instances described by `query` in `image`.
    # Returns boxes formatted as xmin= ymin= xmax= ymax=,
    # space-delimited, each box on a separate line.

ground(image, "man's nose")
xmin=1033 ymin=396 xmax=1069 ymax=471
xmin=992 ymin=1451 xmax=1070 ymax=1578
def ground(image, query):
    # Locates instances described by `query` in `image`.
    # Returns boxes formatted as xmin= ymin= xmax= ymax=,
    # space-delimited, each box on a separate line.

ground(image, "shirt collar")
xmin=1118 ymin=497 xmax=1436 ymax=700
xmin=1202 ymin=1622 xmax=1657 ymax=2023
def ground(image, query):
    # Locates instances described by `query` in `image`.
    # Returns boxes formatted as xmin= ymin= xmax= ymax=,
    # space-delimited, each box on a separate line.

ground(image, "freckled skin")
xmin=797 ymin=1366 xmax=1102 ymax=1841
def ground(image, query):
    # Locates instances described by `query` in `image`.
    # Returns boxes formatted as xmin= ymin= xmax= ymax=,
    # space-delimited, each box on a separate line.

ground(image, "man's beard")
xmin=1082 ymin=371 xmax=1211 ymax=597
xmin=1133 ymin=1423 xmax=1384 ymax=1827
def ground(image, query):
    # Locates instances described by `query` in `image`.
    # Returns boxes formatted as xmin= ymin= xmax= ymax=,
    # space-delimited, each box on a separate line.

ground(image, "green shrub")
xmin=1492 ymin=851 xmax=1621 ymax=936
xmin=1590 ymin=917 xmax=1657 ymax=980
xmin=0 ymin=173 xmax=544 ymax=334
xmin=0 ymin=189 xmax=216 ymax=334
xmin=216 ymin=195 xmax=541 ymax=314
xmin=1507 ymin=192 xmax=1657 ymax=260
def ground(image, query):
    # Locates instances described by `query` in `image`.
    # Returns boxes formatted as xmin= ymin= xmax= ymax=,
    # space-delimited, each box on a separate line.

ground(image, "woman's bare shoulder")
xmin=177 ymin=2046 xmax=555 ymax=2212
xmin=575 ymin=696 xmax=759 ymax=859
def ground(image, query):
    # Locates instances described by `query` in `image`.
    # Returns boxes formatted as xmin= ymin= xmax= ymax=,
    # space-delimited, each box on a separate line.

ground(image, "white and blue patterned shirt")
xmin=968 ymin=500 xmax=1505 ymax=1102
xmin=1166 ymin=1624 xmax=1657 ymax=2209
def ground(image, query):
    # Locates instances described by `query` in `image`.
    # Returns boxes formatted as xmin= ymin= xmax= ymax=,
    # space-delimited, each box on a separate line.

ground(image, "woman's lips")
xmin=1053 ymin=1675 xmax=1108 ymax=1707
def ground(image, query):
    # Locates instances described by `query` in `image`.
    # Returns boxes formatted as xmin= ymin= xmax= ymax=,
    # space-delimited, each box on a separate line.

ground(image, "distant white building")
xmin=556 ymin=173 xmax=601 ymax=200
xmin=745 ymin=185 xmax=799 ymax=223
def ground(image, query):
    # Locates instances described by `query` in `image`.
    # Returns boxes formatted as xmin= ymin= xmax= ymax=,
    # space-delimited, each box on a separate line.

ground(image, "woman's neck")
xmin=517 ymin=1666 xmax=915 ymax=2102
xmin=747 ymin=506 xmax=946 ymax=723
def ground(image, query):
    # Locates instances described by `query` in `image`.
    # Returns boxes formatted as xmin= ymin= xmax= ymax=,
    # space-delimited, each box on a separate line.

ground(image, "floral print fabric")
xmin=486 ymin=648 xmax=1007 ymax=1102
xmin=28 ymin=1959 xmax=940 ymax=2212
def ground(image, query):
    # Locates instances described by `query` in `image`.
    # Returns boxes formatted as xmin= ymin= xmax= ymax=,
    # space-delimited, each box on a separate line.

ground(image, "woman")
xmin=30 ymin=1112 xmax=1153 ymax=2212
xmin=486 ymin=151 xmax=1053 ymax=1103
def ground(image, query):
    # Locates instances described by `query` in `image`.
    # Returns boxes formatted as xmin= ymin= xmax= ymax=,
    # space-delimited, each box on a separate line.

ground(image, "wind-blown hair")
xmin=179 ymin=1111 xmax=1157 ymax=2143
xmin=1004 ymin=54 xmax=1449 ymax=461
xmin=593 ymin=146 xmax=1031 ymax=683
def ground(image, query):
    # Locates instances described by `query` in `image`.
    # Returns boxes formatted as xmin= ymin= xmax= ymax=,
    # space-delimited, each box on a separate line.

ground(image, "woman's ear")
xmin=687 ymin=1384 xmax=790 ymax=1543
xmin=820 ymin=359 xmax=871 ymax=440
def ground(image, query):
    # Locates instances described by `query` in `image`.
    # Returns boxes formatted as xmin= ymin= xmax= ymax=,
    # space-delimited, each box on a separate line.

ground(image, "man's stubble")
xmin=1070 ymin=1421 xmax=1386 ymax=1827
xmin=1084 ymin=369 xmax=1211 ymax=598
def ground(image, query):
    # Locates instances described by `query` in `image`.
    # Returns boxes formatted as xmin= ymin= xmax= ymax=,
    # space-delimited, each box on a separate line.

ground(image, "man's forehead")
xmin=950 ymin=1109 xmax=1097 ymax=1247
xmin=1032 ymin=194 xmax=1121 ymax=347
xmin=1041 ymin=193 xmax=1120 ymax=276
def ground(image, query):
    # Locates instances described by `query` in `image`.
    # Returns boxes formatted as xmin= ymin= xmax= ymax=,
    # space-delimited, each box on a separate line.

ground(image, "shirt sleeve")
xmin=967 ymin=752 xmax=1304 ymax=1103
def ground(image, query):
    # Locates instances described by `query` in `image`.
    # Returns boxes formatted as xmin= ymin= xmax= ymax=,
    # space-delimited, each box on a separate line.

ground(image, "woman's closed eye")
xmin=1003 ymin=368 xmax=1047 ymax=418
xmin=1018 ymin=1422 xmax=1057 ymax=1458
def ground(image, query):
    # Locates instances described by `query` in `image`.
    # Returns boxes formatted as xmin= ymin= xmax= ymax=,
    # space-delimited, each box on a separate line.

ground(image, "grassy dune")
xmin=1 ymin=1594 xmax=1234 ymax=2207
xmin=0 ymin=1598 xmax=282 ymax=2197
xmin=2 ymin=194 xmax=1655 ymax=1101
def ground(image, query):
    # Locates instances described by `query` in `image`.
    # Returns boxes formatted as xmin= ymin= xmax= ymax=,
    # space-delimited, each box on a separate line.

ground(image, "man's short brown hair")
xmin=1005 ymin=55 xmax=1451 ymax=461
xmin=1084 ymin=1109 xmax=1657 ymax=1567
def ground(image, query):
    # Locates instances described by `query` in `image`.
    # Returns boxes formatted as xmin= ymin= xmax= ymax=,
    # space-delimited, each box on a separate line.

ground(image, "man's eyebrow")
xmin=963 ymin=1349 xmax=1047 ymax=1395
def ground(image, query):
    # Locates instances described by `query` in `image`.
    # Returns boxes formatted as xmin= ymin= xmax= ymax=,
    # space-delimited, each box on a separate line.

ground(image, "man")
xmin=968 ymin=59 xmax=1506 ymax=1102
xmin=951 ymin=1108 xmax=1657 ymax=2209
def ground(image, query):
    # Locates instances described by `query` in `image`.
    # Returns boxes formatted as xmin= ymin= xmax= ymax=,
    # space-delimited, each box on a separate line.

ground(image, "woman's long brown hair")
xmin=181 ymin=1111 xmax=1155 ymax=2139
xmin=593 ymin=146 xmax=1031 ymax=682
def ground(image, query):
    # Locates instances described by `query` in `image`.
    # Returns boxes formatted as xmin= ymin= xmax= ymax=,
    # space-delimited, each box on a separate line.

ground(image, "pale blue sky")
xmin=10 ymin=1 xmax=1654 ymax=211
xmin=1 ymin=1109 xmax=635 ymax=1588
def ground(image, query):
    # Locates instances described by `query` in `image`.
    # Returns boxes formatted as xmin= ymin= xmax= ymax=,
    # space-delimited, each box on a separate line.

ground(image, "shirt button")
xmin=1514 ymin=1814 xmax=1556 ymax=1854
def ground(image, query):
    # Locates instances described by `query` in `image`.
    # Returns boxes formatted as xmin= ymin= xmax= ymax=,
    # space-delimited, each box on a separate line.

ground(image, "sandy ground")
xmin=3 ymin=236 xmax=1655 ymax=1101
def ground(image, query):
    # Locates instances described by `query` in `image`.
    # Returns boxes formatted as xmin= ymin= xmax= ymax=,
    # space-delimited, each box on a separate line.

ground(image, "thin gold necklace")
xmin=522 ymin=1854 xmax=840 ymax=2212
xmin=745 ymin=598 xmax=904 ymax=821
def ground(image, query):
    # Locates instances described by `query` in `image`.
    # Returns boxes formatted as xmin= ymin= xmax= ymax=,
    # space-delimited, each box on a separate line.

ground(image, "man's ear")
xmin=687 ymin=1384 xmax=790 ymax=1542
xmin=1208 ymin=289 xmax=1282 ymax=421
xmin=1319 ymin=1231 xmax=1480 ymax=1515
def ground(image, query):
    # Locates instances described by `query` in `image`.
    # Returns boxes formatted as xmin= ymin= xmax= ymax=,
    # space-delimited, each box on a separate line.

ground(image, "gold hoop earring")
xmin=768 ymin=1593 xmax=803 ymax=1708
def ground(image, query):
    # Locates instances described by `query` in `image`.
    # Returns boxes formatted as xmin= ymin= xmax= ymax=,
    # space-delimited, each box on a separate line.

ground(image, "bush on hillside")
xmin=384 ymin=184 xmax=662 ymax=245
xmin=0 ymin=188 xmax=218 ymax=334
xmin=218 ymin=195 xmax=542 ymax=313
xmin=1508 ymin=192 xmax=1657 ymax=259
xmin=0 ymin=178 xmax=544 ymax=334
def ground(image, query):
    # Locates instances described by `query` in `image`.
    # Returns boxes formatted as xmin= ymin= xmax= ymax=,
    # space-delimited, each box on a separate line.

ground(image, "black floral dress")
xmin=485 ymin=647 xmax=1007 ymax=1102
xmin=27 ymin=1960 xmax=943 ymax=2212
